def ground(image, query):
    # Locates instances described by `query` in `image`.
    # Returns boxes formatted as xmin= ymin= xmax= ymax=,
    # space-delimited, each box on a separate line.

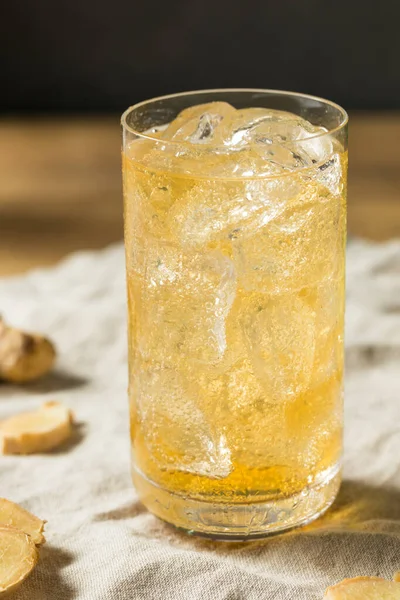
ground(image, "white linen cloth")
xmin=1 ymin=239 xmax=399 ymax=600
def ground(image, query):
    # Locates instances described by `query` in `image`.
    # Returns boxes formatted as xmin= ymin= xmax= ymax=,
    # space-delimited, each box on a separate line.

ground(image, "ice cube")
xmin=312 ymin=277 xmax=345 ymax=384
xmin=284 ymin=372 xmax=343 ymax=468
xmin=220 ymin=108 xmax=315 ymax=146
xmin=219 ymin=107 xmax=333 ymax=170
xmin=131 ymin=242 xmax=237 ymax=366
xmin=167 ymin=175 xmax=301 ymax=248
xmin=162 ymin=102 xmax=236 ymax=143
xmin=134 ymin=364 xmax=232 ymax=478
xmin=233 ymin=188 xmax=344 ymax=293
xmin=128 ymin=104 xmax=335 ymax=180
xmin=314 ymin=152 xmax=345 ymax=197
xmin=160 ymin=108 xmax=338 ymax=248
xmin=194 ymin=356 xmax=286 ymax=467
xmin=240 ymin=291 xmax=317 ymax=401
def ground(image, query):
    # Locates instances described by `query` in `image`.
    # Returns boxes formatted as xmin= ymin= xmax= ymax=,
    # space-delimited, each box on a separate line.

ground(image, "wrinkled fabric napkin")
xmin=1 ymin=239 xmax=399 ymax=600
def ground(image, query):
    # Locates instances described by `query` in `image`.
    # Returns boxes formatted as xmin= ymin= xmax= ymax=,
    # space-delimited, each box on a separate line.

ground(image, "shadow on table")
xmin=52 ymin=422 xmax=87 ymax=454
xmin=22 ymin=370 xmax=88 ymax=393
xmin=0 ymin=370 xmax=88 ymax=397
xmin=15 ymin=545 xmax=78 ymax=600
xmin=94 ymin=498 xmax=147 ymax=522
xmin=305 ymin=479 xmax=400 ymax=530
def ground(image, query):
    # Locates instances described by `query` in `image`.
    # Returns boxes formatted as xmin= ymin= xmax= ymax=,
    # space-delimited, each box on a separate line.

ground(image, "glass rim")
xmin=121 ymin=88 xmax=349 ymax=148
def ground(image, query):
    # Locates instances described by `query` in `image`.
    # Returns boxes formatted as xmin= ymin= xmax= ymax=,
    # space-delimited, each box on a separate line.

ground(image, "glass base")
xmin=132 ymin=463 xmax=341 ymax=540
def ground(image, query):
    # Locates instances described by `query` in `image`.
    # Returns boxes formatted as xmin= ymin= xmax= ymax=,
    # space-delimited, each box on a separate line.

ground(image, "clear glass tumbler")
xmin=122 ymin=89 xmax=348 ymax=539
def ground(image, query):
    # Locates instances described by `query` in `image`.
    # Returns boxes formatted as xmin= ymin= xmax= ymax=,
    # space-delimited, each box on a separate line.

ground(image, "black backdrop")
xmin=2 ymin=0 xmax=400 ymax=112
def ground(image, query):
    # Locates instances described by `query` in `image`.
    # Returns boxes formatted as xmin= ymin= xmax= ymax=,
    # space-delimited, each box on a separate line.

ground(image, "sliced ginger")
xmin=324 ymin=577 xmax=400 ymax=599
xmin=0 ymin=401 xmax=74 ymax=454
xmin=0 ymin=526 xmax=38 ymax=595
xmin=0 ymin=316 xmax=56 ymax=383
xmin=0 ymin=500 xmax=45 ymax=595
xmin=0 ymin=498 xmax=45 ymax=545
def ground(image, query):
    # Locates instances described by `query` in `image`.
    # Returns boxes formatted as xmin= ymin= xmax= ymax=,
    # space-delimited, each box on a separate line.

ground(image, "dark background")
xmin=2 ymin=0 xmax=400 ymax=276
xmin=2 ymin=0 xmax=400 ymax=113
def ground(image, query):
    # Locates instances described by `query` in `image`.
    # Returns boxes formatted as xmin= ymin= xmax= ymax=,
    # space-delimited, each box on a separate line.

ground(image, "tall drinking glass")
xmin=122 ymin=89 xmax=348 ymax=539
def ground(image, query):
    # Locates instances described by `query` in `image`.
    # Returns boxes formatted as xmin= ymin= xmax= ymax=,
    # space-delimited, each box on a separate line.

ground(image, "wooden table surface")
xmin=1 ymin=113 xmax=400 ymax=276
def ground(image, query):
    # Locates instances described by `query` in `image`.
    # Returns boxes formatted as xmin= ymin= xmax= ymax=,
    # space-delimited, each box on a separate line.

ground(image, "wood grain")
xmin=0 ymin=113 xmax=399 ymax=276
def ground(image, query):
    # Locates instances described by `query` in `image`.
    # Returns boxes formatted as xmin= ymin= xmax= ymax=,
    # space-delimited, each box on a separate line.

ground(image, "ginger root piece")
xmin=0 ymin=526 xmax=38 ymax=595
xmin=0 ymin=498 xmax=45 ymax=545
xmin=0 ymin=401 xmax=74 ymax=455
xmin=324 ymin=577 xmax=400 ymax=599
xmin=0 ymin=316 xmax=56 ymax=383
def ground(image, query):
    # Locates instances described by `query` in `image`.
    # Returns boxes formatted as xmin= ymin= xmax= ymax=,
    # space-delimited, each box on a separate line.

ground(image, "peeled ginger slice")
xmin=0 ymin=401 xmax=74 ymax=454
xmin=324 ymin=577 xmax=400 ymax=599
xmin=0 ymin=526 xmax=38 ymax=595
xmin=0 ymin=498 xmax=45 ymax=545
